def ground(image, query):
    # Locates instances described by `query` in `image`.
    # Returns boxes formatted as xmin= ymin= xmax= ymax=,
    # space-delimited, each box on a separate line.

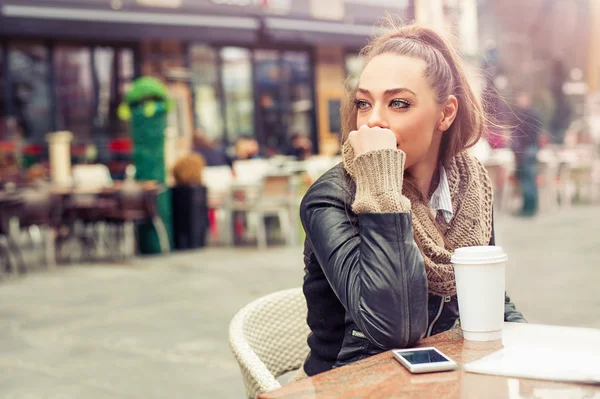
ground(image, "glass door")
xmin=254 ymin=49 xmax=314 ymax=155
xmin=189 ymin=44 xmax=224 ymax=142
xmin=221 ymin=47 xmax=254 ymax=143
xmin=8 ymin=41 xmax=52 ymax=144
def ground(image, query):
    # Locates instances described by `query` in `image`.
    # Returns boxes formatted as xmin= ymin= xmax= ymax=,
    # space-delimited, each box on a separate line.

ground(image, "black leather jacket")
xmin=300 ymin=164 xmax=526 ymax=376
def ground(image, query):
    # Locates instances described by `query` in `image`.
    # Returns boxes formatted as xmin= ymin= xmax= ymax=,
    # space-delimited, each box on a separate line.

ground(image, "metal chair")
xmin=58 ymin=189 xmax=116 ymax=263
xmin=0 ymin=194 xmax=25 ymax=274
xmin=104 ymin=182 xmax=170 ymax=258
xmin=229 ymin=288 xmax=310 ymax=399
xmin=230 ymin=174 xmax=299 ymax=248
xmin=537 ymin=155 xmax=560 ymax=213
xmin=72 ymin=164 xmax=113 ymax=188
xmin=233 ymin=159 xmax=271 ymax=184
xmin=203 ymin=165 xmax=235 ymax=246
xmin=18 ymin=187 xmax=59 ymax=268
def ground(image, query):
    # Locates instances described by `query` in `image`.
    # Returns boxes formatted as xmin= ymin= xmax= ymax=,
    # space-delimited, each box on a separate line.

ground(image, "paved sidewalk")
xmin=0 ymin=205 xmax=599 ymax=398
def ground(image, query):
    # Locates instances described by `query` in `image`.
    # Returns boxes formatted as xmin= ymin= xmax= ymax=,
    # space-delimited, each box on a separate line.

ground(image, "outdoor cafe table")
xmin=50 ymin=181 xmax=166 ymax=259
xmin=50 ymin=180 xmax=162 ymax=196
xmin=260 ymin=323 xmax=600 ymax=399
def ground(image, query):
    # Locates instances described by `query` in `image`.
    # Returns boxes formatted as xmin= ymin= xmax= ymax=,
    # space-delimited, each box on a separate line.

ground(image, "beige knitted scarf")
xmin=342 ymin=143 xmax=494 ymax=297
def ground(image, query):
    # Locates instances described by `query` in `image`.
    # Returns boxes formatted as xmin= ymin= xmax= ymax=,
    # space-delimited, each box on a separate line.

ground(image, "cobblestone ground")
xmin=0 ymin=205 xmax=599 ymax=398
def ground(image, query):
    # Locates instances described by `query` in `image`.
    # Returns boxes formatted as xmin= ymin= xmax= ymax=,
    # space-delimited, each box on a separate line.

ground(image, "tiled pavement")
xmin=1 ymin=205 xmax=599 ymax=398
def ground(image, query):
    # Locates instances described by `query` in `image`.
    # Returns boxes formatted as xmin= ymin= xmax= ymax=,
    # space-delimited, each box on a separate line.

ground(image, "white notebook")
xmin=463 ymin=323 xmax=600 ymax=384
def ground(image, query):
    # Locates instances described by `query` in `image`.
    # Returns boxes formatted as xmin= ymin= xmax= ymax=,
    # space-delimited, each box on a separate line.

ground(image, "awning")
xmin=264 ymin=17 xmax=384 ymax=48
xmin=0 ymin=4 xmax=260 ymax=43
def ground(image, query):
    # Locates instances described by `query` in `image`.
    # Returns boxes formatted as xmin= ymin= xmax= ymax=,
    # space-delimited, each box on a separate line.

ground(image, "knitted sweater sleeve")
xmin=350 ymin=149 xmax=412 ymax=214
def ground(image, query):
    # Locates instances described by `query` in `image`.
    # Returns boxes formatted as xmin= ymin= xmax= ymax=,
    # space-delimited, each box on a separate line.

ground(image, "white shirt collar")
xmin=429 ymin=166 xmax=453 ymax=223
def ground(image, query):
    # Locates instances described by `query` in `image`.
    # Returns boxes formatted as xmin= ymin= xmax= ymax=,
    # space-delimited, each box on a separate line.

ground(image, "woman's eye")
xmin=390 ymin=99 xmax=411 ymax=109
xmin=354 ymin=99 xmax=370 ymax=110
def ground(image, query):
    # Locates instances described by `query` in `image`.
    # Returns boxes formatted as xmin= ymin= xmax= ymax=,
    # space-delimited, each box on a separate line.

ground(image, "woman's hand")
xmin=347 ymin=125 xmax=397 ymax=157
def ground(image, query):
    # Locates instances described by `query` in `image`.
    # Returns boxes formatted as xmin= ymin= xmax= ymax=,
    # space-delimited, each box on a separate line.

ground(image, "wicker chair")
xmin=229 ymin=288 xmax=310 ymax=399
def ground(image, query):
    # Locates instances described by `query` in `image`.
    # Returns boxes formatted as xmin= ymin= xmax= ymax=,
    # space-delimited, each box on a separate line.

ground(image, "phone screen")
xmin=397 ymin=349 xmax=449 ymax=365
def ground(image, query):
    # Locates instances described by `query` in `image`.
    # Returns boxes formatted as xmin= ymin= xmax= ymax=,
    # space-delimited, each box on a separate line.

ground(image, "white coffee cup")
xmin=451 ymin=246 xmax=507 ymax=341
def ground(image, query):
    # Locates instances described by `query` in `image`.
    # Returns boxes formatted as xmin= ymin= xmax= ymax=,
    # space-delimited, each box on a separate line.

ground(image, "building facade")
xmin=0 ymin=0 xmax=413 ymax=166
xmin=477 ymin=0 xmax=590 ymax=139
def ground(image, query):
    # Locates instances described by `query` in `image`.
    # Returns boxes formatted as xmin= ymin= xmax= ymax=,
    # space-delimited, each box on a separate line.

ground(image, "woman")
xmin=298 ymin=23 xmax=525 ymax=379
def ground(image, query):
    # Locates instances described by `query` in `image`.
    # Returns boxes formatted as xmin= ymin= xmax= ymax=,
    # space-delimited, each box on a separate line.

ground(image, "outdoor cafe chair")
xmin=72 ymin=164 xmax=113 ymax=188
xmin=537 ymin=149 xmax=561 ymax=212
xmin=303 ymin=155 xmax=340 ymax=183
xmin=58 ymin=188 xmax=116 ymax=263
xmin=230 ymin=174 xmax=299 ymax=248
xmin=203 ymin=165 xmax=235 ymax=246
xmin=17 ymin=186 xmax=59 ymax=268
xmin=54 ymin=164 xmax=115 ymax=262
xmin=104 ymin=182 xmax=171 ymax=259
xmin=0 ymin=194 xmax=25 ymax=274
xmin=233 ymin=159 xmax=271 ymax=184
xmin=229 ymin=288 xmax=310 ymax=399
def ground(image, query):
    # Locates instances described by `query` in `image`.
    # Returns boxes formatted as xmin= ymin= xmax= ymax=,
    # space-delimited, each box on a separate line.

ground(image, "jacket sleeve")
xmin=504 ymin=294 xmax=527 ymax=322
xmin=300 ymin=175 xmax=428 ymax=349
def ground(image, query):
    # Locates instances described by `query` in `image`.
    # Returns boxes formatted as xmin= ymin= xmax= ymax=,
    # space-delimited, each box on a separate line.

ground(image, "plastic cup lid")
xmin=450 ymin=246 xmax=508 ymax=265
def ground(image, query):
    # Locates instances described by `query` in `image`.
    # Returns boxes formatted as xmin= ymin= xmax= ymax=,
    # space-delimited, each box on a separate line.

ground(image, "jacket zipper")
xmin=351 ymin=329 xmax=367 ymax=339
xmin=427 ymin=296 xmax=450 ymax=337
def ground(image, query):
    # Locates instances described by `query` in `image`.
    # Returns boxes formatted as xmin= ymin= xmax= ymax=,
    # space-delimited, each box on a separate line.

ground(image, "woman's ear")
xmin=438 ymin=95 xmax=458 ymax=132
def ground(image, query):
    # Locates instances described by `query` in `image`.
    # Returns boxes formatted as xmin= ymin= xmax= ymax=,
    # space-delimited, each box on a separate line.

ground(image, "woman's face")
xmin=355 ymin=53 xmax=447 ymax=170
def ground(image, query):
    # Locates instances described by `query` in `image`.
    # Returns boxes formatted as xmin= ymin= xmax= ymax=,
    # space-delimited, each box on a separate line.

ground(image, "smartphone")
xmin=392 ymin=347 xmax=458 ymax=374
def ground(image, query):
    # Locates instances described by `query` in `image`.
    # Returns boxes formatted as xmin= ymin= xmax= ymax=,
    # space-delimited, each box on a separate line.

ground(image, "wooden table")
xmin=50 ymin=180 xmax=162 ymax=196
xmin=260 ymin=323 xmax=600 ymax=399
xmin=50 ymin=181 xmax=167 ymax=260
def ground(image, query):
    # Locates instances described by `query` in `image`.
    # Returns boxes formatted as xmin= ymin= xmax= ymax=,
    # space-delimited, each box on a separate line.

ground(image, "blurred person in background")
xmin=192 ymin=129 xmax=232 ymax=167
xmin=511 ymin=91 xmax=542 ymax=217
xmin=285 ymin=133 xmax=313 ymax=160
xmin=233 ymin=136 xmax=262 ymax=161
xmin=296 ymin=22 xmax=525 ymax=381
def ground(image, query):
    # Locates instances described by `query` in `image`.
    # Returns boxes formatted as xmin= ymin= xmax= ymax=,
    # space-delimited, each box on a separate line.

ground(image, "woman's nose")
xmin=367 ymin=106 xmax=389 ymax=129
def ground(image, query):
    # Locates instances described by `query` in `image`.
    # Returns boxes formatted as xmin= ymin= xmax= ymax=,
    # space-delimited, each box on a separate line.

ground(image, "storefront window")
xmin=254 ymin=50 xmax=314 ymax=154
xmin=93 ymin=47 xmax=115 ymax=136
xmin=119 ymin=48 xmax=135 ymax=97
xmin=54 ymin=46 xmax=94 ymax=141
xmin=254 ymin=49 xmax=282 ymax=151
xmin=190 ymin=44 xmax=223 ymax=141
xmin=8 ymin=42 xmax=52 ymax=143
xmin=98 ymin=47 xmax=134 ymax=137
xmin=221 ymin=47 xmax=253 ymax=142
xmin=0 ymin=45 xmax=6 ymax=138
xmin=282 ymin=51 xmax=314 ymax=145
xmin=91 ymin=47 xmax=135 ymax=163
